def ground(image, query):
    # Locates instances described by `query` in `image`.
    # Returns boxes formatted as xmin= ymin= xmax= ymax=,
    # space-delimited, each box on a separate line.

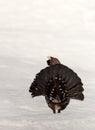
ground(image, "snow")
xmin=0 ymin=0 xmax=95 ymax=130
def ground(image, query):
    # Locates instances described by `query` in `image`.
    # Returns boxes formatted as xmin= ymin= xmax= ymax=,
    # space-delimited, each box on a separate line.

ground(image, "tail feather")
xmin=70 ymin=92 xmax=84 ymax=101
xmin=29 ymin=64 xmax=84 ymax=102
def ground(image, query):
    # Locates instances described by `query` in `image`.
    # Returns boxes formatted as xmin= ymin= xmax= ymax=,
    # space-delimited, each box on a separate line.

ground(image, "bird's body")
xmin=29 ymin=57 xmax=84 ymax=113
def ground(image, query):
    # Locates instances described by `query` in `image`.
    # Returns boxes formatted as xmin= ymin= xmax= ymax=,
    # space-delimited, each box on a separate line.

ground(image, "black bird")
xmin=29 ymin=56 xmax=84 ymax=114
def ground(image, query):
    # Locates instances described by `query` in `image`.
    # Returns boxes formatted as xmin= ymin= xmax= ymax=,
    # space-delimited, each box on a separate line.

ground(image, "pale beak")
xmin=47 ymin=56 xmax=51 ymax=60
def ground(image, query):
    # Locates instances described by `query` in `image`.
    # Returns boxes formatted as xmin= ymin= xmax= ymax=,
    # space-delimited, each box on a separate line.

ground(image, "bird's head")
xmin=47 ymin=56 xmax=61 ymax=66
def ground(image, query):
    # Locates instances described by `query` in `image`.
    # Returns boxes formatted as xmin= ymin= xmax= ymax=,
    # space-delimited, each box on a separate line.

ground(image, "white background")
xmin=0 ymin=0 xmax=95 ymax=130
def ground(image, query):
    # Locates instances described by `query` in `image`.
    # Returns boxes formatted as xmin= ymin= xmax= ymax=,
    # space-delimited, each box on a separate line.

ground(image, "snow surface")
xmin=0 ymin=0 xmax=95 ymax=130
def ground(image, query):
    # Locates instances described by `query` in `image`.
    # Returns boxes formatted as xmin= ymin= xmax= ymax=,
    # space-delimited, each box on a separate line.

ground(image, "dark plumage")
xmin=29 ymin=56 xmax=84 ymax=113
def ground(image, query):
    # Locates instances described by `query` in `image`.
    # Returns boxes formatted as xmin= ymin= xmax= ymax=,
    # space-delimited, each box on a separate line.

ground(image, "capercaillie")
xmin=29 ymin=56 xmax=84 ymax=113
